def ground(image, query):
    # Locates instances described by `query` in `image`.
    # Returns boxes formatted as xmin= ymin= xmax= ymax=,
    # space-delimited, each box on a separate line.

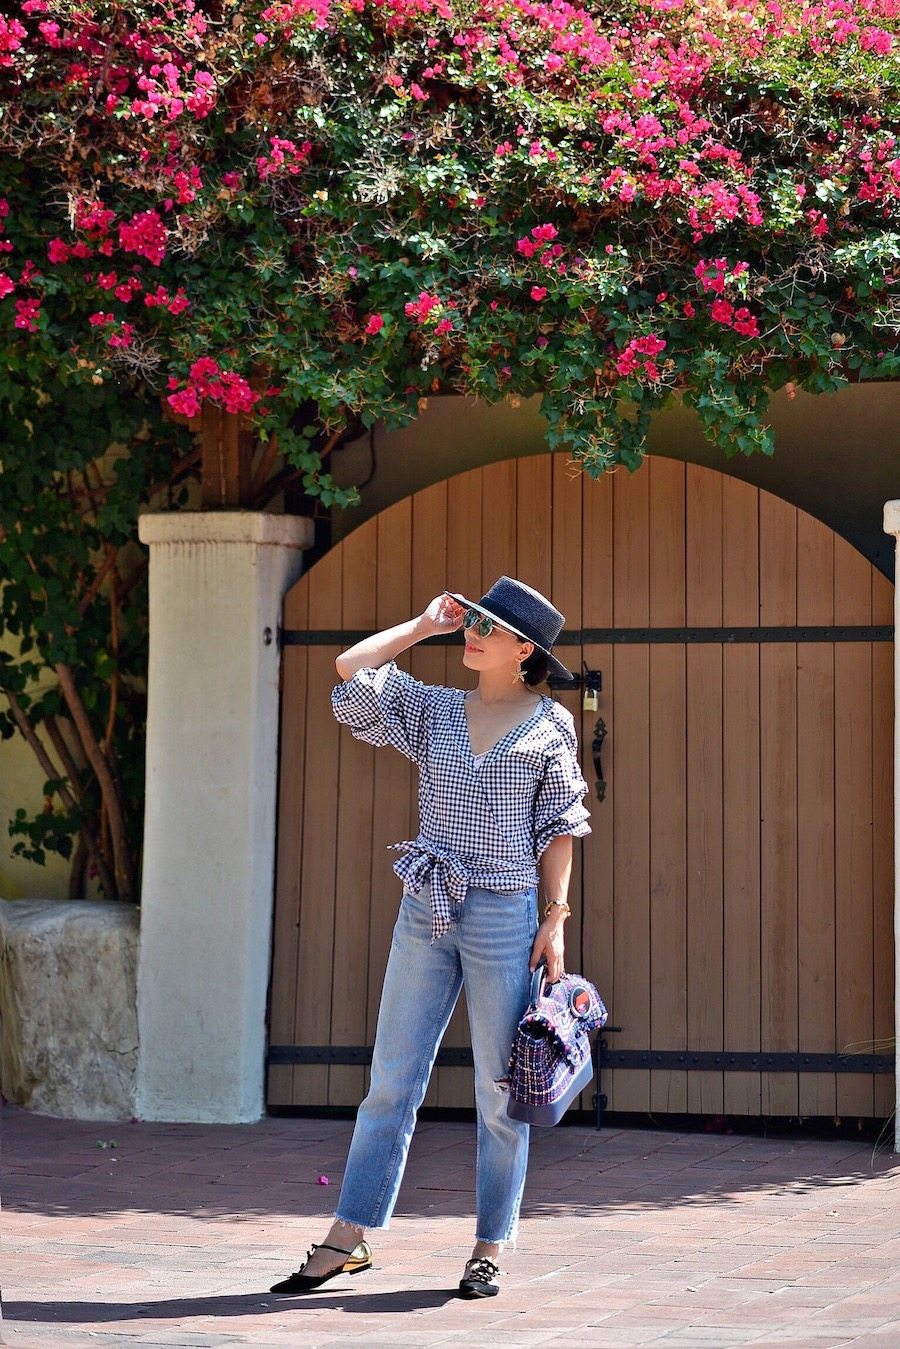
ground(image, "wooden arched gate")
xmin=267 ymin=455 xmax=895 ymax=1120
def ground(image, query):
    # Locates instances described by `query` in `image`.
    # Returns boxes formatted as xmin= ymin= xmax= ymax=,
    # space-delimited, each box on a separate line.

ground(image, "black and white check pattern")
xmin=332 ymin=662 xmax=591 ymax=942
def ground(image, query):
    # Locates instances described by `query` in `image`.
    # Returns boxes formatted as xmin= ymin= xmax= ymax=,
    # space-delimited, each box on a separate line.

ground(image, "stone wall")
xmin=0 ymin=899 xmax=139 ymax=1120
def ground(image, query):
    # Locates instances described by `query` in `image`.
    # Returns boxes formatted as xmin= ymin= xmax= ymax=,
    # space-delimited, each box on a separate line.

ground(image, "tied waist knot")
xmin=388 ymin=837 xmax=537 ymax=943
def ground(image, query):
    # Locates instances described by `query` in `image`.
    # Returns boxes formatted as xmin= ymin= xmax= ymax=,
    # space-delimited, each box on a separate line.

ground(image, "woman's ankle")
xmin=471 ymin=1239 xmax=501 ymax=1262
xmin=328 ymin=1218 xmax=365 ymax=1249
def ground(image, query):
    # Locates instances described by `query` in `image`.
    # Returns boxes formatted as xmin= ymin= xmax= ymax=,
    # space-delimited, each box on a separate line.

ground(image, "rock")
xmin=0 ymin=898 xmax=139 ymax=1120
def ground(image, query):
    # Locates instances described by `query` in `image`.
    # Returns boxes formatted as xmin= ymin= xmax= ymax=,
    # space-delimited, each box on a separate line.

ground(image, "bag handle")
xmin=529 ymin=957 xmax=548 ymax=1008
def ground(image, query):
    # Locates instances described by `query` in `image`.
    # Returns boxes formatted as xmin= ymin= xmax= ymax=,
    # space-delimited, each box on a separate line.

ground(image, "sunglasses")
xmin=463 ymin=607 xmax=514 ymax=639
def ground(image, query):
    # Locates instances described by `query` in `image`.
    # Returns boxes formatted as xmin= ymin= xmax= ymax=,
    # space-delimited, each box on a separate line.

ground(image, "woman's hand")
xmin=420 ymin=594 xmax=465 ymax=636
xmin=530 ymin=913 xmax=566 ymax=984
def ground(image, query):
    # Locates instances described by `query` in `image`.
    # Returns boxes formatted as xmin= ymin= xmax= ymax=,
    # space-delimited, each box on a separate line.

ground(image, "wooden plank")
xmin=872 ymin=628 xmax=895 ymax=1119
xmin=648 ymin=459 xmax=687 ymax=1112
xmin=551 ymin=454 xmax=584 ymax=632
xmin=329 ymin=520 xmax=378 ymax=1106
xmin=581 ymin=641 xmax=613 ymax=1100
xmin=834 ymin=536 xmax=874 ymax=1118
xmin=580 ymin=461 xmax=613 ymax=1105
xmin=610 ymin=643 xmax=651 ymax=1112
xmin=759 ymin=490 xmax=798 ymax=1115
xmin=581 ymin=440 xmax=615 ymax=1099
xmin=872 ymin=538 xmax=894 ymax=1118
xmin=796 ymin=513 xmax=836 ymax=1117
xmin=685 ymin=644 xmax=724 ymax=1117
xmin=481 ymin=458 xmax=518 ymax=583
xmin=722 ymin=644 xmax=762 ymax=1116
xmin=612 ymin=464 xmax=650 ymax=628
xmin=648 ymin=644 xmax=688 ymax=1113
xmin=516 ymin=456 xmax=553 ymax=596
xmin=721 ymin=476 xmax=760 ymax=1115
xmin=609 ymin=463 xmax=650 ymax=1110
xmin=447 ymin=466 xmax=484 ymax=609
xmin=582 ymin=466 xmax=613 ymax=628
xmin=872 ymin=568 xmax=894 ymax=625
xmin=685 ymin=467 xmax=724 ymax=1116
xmin=293 ymin=545 xmax=343 ymax=1105
xmin=649 ymin=458 xmax=686 ymax=624
xmin=267 ymin=576 xmax=309 ymax=1106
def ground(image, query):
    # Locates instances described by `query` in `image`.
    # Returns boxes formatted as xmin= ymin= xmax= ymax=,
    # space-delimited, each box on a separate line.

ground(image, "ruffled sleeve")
xmin=533 ymin=713 xmax=591 ymax=857
xmin=331 ymin=661 xmax=429 ymax=765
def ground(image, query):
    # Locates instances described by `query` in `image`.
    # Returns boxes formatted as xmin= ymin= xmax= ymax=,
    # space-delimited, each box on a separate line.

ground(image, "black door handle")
xmin=592 ymin=716 xmax=607 ymax=803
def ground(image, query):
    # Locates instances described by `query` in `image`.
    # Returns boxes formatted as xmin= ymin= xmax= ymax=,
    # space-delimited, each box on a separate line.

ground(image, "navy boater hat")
xmin=445 ymin=576 xmax=574 ymax=683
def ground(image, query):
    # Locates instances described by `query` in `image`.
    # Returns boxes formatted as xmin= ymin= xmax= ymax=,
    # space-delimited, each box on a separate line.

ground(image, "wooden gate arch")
xmin=268 ymin=454 xmax=895 ymax=1120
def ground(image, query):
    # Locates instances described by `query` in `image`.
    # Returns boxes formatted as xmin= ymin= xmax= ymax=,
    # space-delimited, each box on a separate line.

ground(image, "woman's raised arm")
xmin=335 ymin=594 xmax=463 ymax=681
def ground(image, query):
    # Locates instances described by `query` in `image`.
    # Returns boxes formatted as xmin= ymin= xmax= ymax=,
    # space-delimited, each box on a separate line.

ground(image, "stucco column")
xmin=882 ymin=502 xmax=900 ymax=1152
xmin=135 ymin=511 xmax=313 ymax=1123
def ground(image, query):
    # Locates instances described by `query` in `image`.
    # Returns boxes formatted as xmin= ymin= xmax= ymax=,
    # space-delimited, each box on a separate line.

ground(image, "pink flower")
xmin=404 ymin=291 xmax=442 ymax=323
xmin=733 ymin=308 xmax=759 ymax=337
xmin=435 ymin=317 xmax=454 ymax=334
xmin=257 ymin=136 xmax=312 ymax=181
xmin=317 ymin=1174 xmax=330 ymax=1185
xmin=530 ymin=285 xmax=548 ymax=301
xmin=365 ymin=313 xmax=384 ymax=335
xmin=710 ymin=298 xmax=734 ymax=324
xmin=107 ymin=321 xmax=135 ymax=349
xmin=144 ymin=285 xmax=170 ymax=308
xmin=14 ymin=298 xmax=40 ymax=331
xmin=0 ymin=273 xmax=14 ymax=299
xmin=118 ymin=210 xmax=167 ymax=265
xmin=47 ymin=239 xmax=70 ymax=264
xmin=168 ymin=387 xmax=201 ymax=418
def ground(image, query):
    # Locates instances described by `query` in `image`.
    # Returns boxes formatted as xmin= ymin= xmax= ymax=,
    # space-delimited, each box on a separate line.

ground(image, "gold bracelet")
xmin=543 ymin=899 xmax=571 ymax=920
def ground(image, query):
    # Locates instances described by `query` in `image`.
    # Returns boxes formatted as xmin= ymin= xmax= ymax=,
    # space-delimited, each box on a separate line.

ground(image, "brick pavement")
xmin=2 ymin=1107 xmax=900 ymax=1348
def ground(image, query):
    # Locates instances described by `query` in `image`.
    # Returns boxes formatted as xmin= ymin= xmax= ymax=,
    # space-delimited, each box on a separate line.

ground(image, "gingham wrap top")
xmin=331 ymin=662 xmax=591 ymax=941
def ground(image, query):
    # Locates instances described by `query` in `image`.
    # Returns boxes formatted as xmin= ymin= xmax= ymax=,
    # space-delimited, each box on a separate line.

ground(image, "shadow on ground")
xmin=3 ymin=1287 xmax=459 ymax=1323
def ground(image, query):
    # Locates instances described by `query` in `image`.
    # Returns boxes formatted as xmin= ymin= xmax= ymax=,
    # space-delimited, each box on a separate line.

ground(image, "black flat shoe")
xmin=270 ymin=1240 xmax=373 ymax=1293
xmin=458 ymin=1256 xmax=501 ymax=1299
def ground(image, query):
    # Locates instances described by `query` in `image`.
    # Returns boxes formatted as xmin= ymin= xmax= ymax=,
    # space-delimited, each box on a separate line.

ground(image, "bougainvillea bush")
xmin=1 ymin=0 xmax=899 ymax=893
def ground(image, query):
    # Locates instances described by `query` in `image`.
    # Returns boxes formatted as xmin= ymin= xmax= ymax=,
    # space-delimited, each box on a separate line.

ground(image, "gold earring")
xmin=512 ymin=663 xmax=525 ymax=684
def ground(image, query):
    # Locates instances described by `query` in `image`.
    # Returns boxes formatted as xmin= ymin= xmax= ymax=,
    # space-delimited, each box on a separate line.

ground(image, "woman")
xmin=270 ymin=576 xmax=590 ymax=1300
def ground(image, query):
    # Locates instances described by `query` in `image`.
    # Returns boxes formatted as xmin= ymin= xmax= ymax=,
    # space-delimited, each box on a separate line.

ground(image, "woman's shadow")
xmin=4 ymin=1287 xmax=458 ymax=1324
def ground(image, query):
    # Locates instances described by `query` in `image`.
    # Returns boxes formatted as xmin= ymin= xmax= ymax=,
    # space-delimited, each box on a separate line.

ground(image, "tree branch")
xmin=55 ymin=663 xmax=134 ymax=903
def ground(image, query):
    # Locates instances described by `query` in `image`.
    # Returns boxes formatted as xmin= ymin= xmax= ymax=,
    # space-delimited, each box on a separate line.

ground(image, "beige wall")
xmin=0 ymin=733 xmax=75 ymax=900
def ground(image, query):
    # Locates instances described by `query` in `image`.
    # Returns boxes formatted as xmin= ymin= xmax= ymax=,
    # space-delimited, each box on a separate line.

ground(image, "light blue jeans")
xmin=334 ymin=881 xmax=538 ymax=1244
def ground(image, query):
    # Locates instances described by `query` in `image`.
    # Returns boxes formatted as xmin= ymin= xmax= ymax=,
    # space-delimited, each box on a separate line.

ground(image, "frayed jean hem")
xmin=333 ymin=1210 xmax=390 ymax=1232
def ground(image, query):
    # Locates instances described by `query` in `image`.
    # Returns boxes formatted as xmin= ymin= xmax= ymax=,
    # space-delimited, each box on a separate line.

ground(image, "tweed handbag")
xmin=506 ymin=962 xmax=607 ymax=1126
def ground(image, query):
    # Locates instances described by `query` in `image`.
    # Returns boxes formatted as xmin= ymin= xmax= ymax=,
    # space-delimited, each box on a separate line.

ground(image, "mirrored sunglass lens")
xmin=463 ymin=609 xmax=494 ymax=637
